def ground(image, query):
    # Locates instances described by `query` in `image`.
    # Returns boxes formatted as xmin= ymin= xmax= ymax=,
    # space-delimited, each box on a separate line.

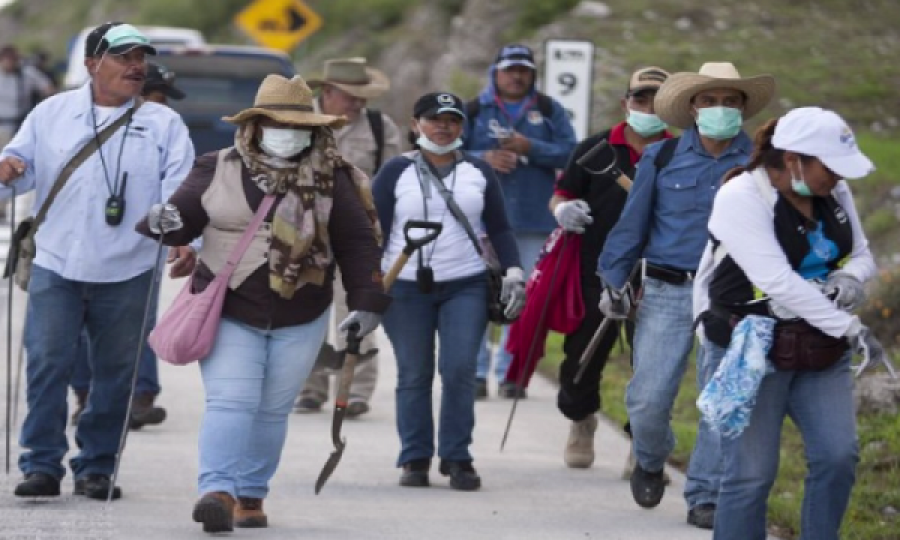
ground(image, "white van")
xmin=63 ymin=26 xmax=206 ymax=89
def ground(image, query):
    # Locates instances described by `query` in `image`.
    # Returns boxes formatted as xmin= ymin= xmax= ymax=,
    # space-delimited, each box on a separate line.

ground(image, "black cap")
xmin=495 ymin=44 xmax=536 ymax=70
xmin=413 ymin=92 xmax=465 ymax=119
xmin=85 ymin=22 xmax=157 ymax=58
xmin=143 ymin=63 xmax=185 ymax=100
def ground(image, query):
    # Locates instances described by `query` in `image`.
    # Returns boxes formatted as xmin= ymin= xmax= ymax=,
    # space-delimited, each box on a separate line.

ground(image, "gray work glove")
xmin=500 ymin=267 xmax=526 ymax=319
xmin=553 ymin=199 xmax=593 ymax=234
xmin=598 ymin=285 xmax=632 ymax=320
xmin=823 ymin=271 xmax=866 ymax=311
xmin=338 ymin=310 xmax=382 ymax=338
xmin=147 ymin=203 xmax=183 ymax=235
xmin=848 ymin=325 xmax=896 ymax=379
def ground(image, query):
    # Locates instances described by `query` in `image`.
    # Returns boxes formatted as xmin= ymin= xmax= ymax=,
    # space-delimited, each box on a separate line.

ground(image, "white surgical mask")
xmin=260 ymin=127 xmax=312 ymax=158
xmin=416 ymin=133 xmax=462 ymax=155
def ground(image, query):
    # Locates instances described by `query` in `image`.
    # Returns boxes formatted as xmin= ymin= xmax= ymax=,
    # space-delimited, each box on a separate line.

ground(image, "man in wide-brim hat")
xmin=597 ymin=62 xmax=775 ymax=528
xmin=294 ymin=57 xmax=402 ymax=420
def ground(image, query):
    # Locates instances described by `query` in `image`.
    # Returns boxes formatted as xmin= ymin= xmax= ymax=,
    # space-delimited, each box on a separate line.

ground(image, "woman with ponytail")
xmin=693 ymin=107 xmax=884 ymax=540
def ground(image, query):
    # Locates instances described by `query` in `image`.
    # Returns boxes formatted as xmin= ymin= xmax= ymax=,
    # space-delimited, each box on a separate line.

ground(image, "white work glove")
xmin=500 ymin=267 xmax=526 ymax=319
xmin=823 ymin=271 xmax=866 ymax=311
xmin=146 ymin=203 xmax=183 ymax=235
xmin=338 ymin=310 xmax=382 ymax=338
xmin=553 ymin=199 xmax=593 ymax=233
xmin=598 ymin=285 xmax=632 ymax=320
xmin=847 ymin=323 xmax=896 ymax=379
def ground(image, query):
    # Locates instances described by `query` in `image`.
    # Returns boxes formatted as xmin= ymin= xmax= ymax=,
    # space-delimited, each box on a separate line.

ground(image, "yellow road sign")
xmin=235 ymin=0 xmax=323 ymax=52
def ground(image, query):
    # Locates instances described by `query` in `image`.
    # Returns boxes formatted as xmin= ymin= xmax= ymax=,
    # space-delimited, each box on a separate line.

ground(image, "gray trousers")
xmin=299 ymin=269 xmax=379 ymax=404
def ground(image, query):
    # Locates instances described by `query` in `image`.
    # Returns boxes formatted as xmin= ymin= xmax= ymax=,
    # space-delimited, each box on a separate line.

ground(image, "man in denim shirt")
xmin=597 ymin=63 xmax=775 ymax=528
xmin=463 ymin=44 xmax=576 ymax=399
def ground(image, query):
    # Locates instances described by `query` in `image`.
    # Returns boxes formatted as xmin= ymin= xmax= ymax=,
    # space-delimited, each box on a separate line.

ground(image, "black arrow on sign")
xmin=285 ymin=7 xmax=306 ymax=32
xmin=258 ymin=7 xmax=307 ymax=33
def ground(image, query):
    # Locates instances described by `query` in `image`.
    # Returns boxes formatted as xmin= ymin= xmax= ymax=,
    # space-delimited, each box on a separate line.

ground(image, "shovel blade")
xmin=314 ymin=440 xmax=346 ymax=495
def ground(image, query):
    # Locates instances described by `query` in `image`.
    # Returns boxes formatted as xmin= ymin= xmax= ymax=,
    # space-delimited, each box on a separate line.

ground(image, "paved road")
xmin=0 ymin=273 xmax=717 ymax=540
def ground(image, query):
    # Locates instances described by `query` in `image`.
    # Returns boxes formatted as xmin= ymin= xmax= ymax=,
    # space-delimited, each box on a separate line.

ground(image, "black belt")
xmin=644 ymin=263 xmax=695 ymax=285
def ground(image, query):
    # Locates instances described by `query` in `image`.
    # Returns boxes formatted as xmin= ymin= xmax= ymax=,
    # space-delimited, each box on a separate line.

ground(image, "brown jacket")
xmin=137 ymin=148 xmax=390 ymax=329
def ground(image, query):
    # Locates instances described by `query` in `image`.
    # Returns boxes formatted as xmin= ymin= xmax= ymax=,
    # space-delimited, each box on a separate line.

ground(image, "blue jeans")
xmin=198 ymin=314 xmax=327 ymax=498
xmin=627 ymin=277 xmax=719 ymax=506
xmin=19 ymin=265 xmax=154 ymax=480
xmin=684 ymin=339 xmax=725 ymax=508
xmin=71 ymin=281 xmax=161 ymax=396
xmin=382 ymin=274 xmax=488 ymax=466
xmin=476 ymin=232 xmax=546 ymax=383
xmin=714 ymin=352 xmax=857 ymax=540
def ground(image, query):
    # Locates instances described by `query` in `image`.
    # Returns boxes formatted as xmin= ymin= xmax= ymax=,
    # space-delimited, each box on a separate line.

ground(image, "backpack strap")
xmin=465 ymin=99 xmax=481 ymax=135
xmin=536 ymin=92 xmax=554 ymax=118
xmin=366 ymin=108 xmax=385 ymax=174
xmin=653 ymin=137 xmax=679 ymax=171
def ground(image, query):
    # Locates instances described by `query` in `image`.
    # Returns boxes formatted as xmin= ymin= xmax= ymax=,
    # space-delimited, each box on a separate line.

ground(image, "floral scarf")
xmin=234 ymin=122 xmax=382 ymax=299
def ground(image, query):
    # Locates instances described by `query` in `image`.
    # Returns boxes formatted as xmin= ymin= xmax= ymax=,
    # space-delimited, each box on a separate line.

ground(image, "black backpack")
xmin=366 ymin=108 xmax=385 ymax=174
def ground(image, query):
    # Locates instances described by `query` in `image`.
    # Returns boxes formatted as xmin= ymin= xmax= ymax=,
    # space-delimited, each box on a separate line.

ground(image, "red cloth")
xmin=505 ymin=229 xmax=584 ymax=387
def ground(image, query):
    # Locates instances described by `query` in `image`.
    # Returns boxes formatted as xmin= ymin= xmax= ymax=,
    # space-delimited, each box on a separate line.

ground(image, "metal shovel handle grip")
xmin=382 ymin=220 xmax=443 ymax=290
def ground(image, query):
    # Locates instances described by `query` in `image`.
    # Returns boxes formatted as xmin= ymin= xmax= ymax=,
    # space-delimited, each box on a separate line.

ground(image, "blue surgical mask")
xmin=791 ymin=163 xmax=813 ymax=197
xmin=626 ymin=110 xmax=667 ymax=137
xmin=417 ymin=133 xmax=462 ymax=155
xmin=696 ymin=106 xmax=743 ymax=140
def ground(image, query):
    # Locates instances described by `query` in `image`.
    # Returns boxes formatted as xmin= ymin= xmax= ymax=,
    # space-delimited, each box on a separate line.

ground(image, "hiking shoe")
xmin=293 ymin=397 xmax=323 ymax=414
xmin=498 ymin=382 xmax=527 ymax=399
xmin=235 ymin=497 xmax=268 ymax=528
xmin=14 ymin=472 xmax=60 ymax=497
xmin=346 ymin=401 xmax=370 ymax=419
xmin=622 ymin=447 xmax=672 ymax=485
xmin=73 ymin=474 xmax=122 ymax=500
xmin=475 ymin=378 xmax=488 ymax=400
xmin=439 ymin=460 xmax=481 ymax=491
xmin=687 ymin=503 xmax=716 ymax=529
xmin=130 ymin=393 xmax=166 ymax=430
xmin=630 ymin=463 xmax=666 ymax=508
xmin=564 ymin=415 xmax=598 ymax=468
xmin=70 ymin=389 xmax=88 ymax=427
xmin=193 ymin=492 xmax=236 ymax=533
xmin=399 ymin=459 xmax=430 ymax=487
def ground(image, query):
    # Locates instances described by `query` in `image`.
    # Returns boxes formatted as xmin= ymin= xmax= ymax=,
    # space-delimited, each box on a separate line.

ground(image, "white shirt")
xmin=0 ymin=83 xmax=195 ymax=283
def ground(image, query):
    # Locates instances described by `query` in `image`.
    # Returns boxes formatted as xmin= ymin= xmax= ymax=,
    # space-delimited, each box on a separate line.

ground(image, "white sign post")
xmin=543 ymin=39 xmax=595 ymax=141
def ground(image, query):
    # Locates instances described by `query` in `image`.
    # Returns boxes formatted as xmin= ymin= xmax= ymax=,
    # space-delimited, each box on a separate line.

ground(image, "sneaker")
xmin=293 ymin=397 xmax=323 ymax=414
xmin=687 ymin=503 xmax=716 ymax=529
xmin=564 ymin=415 xmax=598 ymax=468
xmin=14 ymin=472 xmax=61 ymax=497
xmin=235 ymin=497 xmax=268 ymax=528
xmin=439 ymin=460 xmax=481 ymax=491
xmin=630 ymin=463 xmax=666 ymax=508
xmin=498 ymin=381 xmax=527 ymax=399
xmin=73 ymin=474 xmax=122 ymax=500
xmin=399 ymin=459 xmax=430 ymax=487
xmin=130 ymin=393 xmax=167 ymax=430
xmin=346 ymin=401 xmax=370 ymax=419
xmin=192 ymin=491 xmax=235 ymax=533
xmin=475 ymin=378 xmax=488 ymax=400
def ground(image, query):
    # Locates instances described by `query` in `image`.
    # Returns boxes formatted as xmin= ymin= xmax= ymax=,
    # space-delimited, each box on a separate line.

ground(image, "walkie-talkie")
xmin=105 ymin=172 xmax=127 ymax=226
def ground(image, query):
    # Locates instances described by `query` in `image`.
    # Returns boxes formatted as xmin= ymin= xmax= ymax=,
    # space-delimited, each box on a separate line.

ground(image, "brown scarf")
xmin=234 ymin=122 xmax=382 ymax=299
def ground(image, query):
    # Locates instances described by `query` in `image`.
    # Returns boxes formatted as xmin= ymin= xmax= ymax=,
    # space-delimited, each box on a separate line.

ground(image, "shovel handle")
xmin=402 ymin=220 xmax=443 ymax=255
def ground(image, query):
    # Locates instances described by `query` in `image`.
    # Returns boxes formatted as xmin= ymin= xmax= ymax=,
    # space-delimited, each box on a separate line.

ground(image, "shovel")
xmin=314 ymin=219 xmax=442 ymax=494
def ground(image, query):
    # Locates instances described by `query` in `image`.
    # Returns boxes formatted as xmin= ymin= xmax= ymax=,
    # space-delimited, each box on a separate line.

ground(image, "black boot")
xmin=130 ymin=393 xmax=166 ymax=430
xmin=399 ymin=459 xmax=430 ymax=487
xmin=73 ymin=474 xmax=122 ymax=500
xmin=14 ymin=472 xmax=61 ymax=497
xmin=439 ymin=460 xmax=481 ymax=491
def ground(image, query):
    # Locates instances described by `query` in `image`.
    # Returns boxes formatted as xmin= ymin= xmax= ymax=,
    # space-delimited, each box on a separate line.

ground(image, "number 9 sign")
xmin=544 ymin=39 xmax=594 ymax=141
xmin=558 ymin=73 xmax=577 ymax=96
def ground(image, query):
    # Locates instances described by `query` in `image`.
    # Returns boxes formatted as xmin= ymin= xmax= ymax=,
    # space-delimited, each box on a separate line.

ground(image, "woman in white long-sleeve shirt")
xmin=693 ymin=107 xmax=881 ymax=540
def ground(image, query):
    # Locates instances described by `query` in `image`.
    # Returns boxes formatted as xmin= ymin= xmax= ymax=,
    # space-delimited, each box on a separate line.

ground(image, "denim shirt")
xmin=599 ymin=127 xmax=752 ymax=289
xmin=0 ymin=83 xmax=195 ymax=283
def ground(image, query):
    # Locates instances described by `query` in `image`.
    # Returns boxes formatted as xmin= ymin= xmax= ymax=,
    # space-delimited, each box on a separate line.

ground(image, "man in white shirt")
xmin=0 ymin=22 xmax=194 ymax=501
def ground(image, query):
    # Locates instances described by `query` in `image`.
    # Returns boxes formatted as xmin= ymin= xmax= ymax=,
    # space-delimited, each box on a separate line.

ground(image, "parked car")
xmin=155 ymin=44 xmax=295 ymax=155
xmin=64 ymin=26 xmax=206 ymax=89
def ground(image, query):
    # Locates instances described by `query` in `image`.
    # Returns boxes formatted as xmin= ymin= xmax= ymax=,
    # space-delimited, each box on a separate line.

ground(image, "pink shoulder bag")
xmin=148 ymin=194 xmax=276 ymax=366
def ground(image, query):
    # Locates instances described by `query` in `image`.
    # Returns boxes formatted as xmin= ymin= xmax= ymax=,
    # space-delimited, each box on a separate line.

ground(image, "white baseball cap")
xmin=772 ymin=107 xmax=874 ymax=179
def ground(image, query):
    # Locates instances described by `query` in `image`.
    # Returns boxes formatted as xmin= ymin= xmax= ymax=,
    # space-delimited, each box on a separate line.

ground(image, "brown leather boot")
xmin=130 ymin=393 xmax=167 ymax=430
xmin=235 ymin=497 xmax=268 ymax=528
xmin=192 ymin=492 xmax=235 ymax=533
xmin=70 ymin=389 xmax=88 ymax=426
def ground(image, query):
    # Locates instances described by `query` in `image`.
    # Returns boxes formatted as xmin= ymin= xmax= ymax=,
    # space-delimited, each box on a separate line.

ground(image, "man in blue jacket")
xmin=463 ymin=43 xmax=576 ymax=399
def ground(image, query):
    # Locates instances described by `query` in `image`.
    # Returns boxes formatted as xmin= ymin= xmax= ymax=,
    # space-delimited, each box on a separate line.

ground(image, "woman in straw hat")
xmin=137 ymin=74 xmax=389 ymax=533
xmin=596 ymin=62 xmax=775 ymax=527
xmin=693 ymin=107 xmax=882 ymax=539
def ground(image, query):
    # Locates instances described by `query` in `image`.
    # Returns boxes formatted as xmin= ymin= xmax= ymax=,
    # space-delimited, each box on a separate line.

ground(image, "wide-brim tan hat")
xmin=655 ymin=62 xmax=776 ymax=129
xmin=223 ymin=74 xmax=347 ymax=128
xmin=307 ymin=57 xmax=390 ymax=99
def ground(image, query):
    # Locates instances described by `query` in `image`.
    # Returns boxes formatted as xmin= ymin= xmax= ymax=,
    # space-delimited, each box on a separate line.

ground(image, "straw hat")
xmin=223 ymin=74 xmax=347 ymax=127
xmin=654 ymin=62 xmax=776 ymax=129
xmin=307 ymin=57 xmax=390 ymax=99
